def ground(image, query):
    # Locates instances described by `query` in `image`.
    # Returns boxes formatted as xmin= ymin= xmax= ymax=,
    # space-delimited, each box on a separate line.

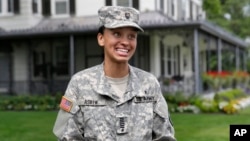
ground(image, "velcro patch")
xmin=60 ymin=96 xmax=73 ymax=112
xmin=78 ymin=99 xmax=106 ymax=106
xmin=134 ymin=96 xmax=155 ymax=103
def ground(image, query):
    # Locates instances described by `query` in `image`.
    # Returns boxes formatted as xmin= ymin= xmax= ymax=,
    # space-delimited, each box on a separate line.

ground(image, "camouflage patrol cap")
xmin=98 ymin=6 xmax=144 ymax=32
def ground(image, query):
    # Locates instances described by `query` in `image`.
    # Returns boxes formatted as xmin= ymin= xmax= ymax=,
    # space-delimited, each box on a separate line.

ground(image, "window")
xmin=190 ymin=1 xmax=193 ymax=20
xmin=105 ymin=0 xmax=139 ymax=9
xmin=171 ymin=0 xmax=175 ymax=17
xmin=7 ymin=0 xmax=13 ymax=12
xmin=33 ymin=51 xmax=46 ymax=77
xmin=160 ymin=0 xmax=165 ymax=13
xmin=0 ymin=0 xmax=15 ymax=15
xmin=164 ymin=46 xmax=180 ymax=76
xmin=181 ymin=0 xmax=186 ymax=20
xmin=55 ymin=0 xmax=68 ymax=15
xmin=0 ymin=0 xmax=2 ymax=13
xmin=55 ymin=46 xmax=69 ymax=75
xmin=117 ymin=0 xmax=131 ymax=7
xmin=42 ymin=0 xmax=74 ymax=17
xmin=32 ymin=0 xmax=38 ymax=14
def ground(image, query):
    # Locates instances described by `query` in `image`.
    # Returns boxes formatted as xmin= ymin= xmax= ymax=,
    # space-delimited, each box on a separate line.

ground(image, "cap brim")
xmin=104 ymin=21 xmax=144 ymax=32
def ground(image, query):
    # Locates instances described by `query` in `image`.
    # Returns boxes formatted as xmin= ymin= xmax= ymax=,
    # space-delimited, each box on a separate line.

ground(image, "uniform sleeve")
xmin=53 ymin=76 xmax=84 ymax=141
xmin=153 ymin=81 xmax=176 ymax=141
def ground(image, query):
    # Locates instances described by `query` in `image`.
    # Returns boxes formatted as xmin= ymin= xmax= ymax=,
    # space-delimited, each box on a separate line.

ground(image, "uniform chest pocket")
xmin=79 ymin=103 xmax=116 ymax=139
xmin=131 ymin=96 xmax=155 ymax=124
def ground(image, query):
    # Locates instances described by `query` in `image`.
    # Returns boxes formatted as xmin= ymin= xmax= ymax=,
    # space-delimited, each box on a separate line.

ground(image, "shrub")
xmin=0 ymin=93 xmax=62 ymax=111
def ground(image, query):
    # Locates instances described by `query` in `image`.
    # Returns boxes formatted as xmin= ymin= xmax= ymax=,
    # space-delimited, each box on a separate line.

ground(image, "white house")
xmin=0 ymin=0 xmax=248 ymax=95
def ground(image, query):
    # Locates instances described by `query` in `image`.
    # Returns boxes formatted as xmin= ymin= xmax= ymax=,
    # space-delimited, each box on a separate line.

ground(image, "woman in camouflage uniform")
xmin=53 ymin=6 xmax=176 ymax=141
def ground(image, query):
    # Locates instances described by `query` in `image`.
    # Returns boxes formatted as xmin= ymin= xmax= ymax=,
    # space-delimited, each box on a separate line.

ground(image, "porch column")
xmin=235 ymin=46 xmax=239 ymax=71
xmin=28 ymin=41 xmax=32 ymax=94
xmin=206 ymin=36 xmax=211 ymax=71
xmin=243 ymin=50 xmax=247 ymax=71
xmin=193 ymin=29 xmax=200 ymax=94
xmin=217 ymin=38 xmax=222 ymax=72
xmin=160 ymin=36 xmax=165 ymax=76
xmin=70 ymin=35 xmax=75 ymax=76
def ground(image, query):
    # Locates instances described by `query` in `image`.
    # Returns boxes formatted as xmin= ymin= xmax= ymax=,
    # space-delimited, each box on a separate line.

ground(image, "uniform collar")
xmin=92 ymin=63 xmax=141 ymax=103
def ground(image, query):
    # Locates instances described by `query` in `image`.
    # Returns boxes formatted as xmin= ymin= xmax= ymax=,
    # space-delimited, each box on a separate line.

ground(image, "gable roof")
xmin=0 ymin=11 xmax=247 ymax=47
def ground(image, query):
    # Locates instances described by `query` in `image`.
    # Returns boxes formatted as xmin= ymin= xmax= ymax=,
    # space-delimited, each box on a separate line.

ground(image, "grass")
xmin=0 ymin=111 xmax=57 ymax=141
xmin=0 ymin=108 xmax=250 ymax=141
xmin=173 ymin=107 xmax=250 ymax=141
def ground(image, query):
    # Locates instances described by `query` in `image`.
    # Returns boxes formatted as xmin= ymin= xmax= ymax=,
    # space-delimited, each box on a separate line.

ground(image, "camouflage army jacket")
xmin=53 ymin=64 xmax=176 ymax=141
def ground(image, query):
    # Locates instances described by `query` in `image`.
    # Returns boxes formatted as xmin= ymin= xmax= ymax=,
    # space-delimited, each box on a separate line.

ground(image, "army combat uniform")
xmin=53 ymin=64 xmax=176 ymax=141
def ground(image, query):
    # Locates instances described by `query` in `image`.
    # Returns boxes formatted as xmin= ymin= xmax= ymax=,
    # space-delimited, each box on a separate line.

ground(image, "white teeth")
xmin=116 ymin=49 xmax=128 ymax=53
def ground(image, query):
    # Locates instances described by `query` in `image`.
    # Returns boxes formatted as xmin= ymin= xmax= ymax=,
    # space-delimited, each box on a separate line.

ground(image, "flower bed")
xmin=165 ymin=88 xmax=250 ymax=114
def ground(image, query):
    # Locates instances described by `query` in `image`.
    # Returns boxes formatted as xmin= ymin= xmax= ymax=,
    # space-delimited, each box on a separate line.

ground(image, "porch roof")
xmin=0 ymin=11 xmax=247 ymax=47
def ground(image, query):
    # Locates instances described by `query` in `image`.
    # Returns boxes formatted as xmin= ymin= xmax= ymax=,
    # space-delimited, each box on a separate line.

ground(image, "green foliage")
xmin=0 ymin=94 xmax=62 ymax=111
xmin=165 ymin=89 xmax=250 ymax=114
xmin=204 ymin=0 xmax=250 ymax=38
xmin=203 ymin=0 xmax=222 ymax=19
xmin=214 ymin=89 xmax=247 ymax=102
xmin=195 ymin=99 xmax=219 ymax=113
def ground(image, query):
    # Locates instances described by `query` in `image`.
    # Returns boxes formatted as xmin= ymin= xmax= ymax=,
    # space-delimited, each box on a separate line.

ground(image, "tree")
xmin=204 ymin=0 xmax=250 ymax=38
xmin=203 ymin=0 xmax=250 ymax=72
xmin=203 ymin=0 xmax=222 ymax=19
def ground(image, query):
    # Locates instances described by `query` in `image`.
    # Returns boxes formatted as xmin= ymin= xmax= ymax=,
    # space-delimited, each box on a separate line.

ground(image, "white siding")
xmin=140 ymin=0 xmax=156 ymax=12
xmin=0 ymin=0 xmax=42 ymax=30
xmin=76 ymin=0 xmax=105 ymax=16
xmin=20 ymin=0 xmax=32 ymax=16
xmin=192 ymin=0 xmax=202 ymax=5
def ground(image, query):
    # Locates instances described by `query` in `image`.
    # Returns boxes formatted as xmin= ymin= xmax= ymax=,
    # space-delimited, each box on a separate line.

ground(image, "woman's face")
xmin=97 ymin=27 xmax=138 ymax=64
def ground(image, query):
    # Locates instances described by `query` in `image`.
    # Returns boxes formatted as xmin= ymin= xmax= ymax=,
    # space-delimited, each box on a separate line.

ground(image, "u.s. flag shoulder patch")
xmin=60 ymin=96 xmax=73 ymax=112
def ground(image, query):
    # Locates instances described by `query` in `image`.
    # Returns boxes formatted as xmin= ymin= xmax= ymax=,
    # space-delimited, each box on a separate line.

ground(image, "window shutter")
xmin=42 ymin=0 xmax=51 ymax=16
xmin=132 ymin=0 xmax=139 ymax=10
xmin=106 ymin=0 xmax=112 ymax=6
xmin=13 ymin=0 xmax=20 ymax=14
xmin=70 ymin=0 xmax=75 ymax=15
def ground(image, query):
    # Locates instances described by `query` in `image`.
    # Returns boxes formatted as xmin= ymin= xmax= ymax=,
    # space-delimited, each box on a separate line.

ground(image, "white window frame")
xmin=181 ymin=0 xmax=187 ymax=20
xmin=159 ymin=0 xmax=165 ymax=13
xmin=164 ymin=46 xmax=179 ymax=77
xmin=51 ymin=0 xmax=69 ymax=17
xmin=0 ymin=0 xmax=14 ymax=16
xmin=114 ymin=0 xmax=132 ymax=7
xmin=32 ymin=0 xmax=42 ymax=15
xmin=185 ymin=0 xmax=190 ymax=20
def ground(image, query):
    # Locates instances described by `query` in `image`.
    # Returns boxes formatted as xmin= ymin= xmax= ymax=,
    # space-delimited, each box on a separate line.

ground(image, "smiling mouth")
xmin=115 ymin=48 xmax=129 ymax=55
xmin=116 ymin=48 xmax=128 ymax=53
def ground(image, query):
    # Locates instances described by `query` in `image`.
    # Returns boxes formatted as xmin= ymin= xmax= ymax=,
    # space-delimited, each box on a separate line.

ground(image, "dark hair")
xmin=98 ymin=25 xmax=105 ymax=34
xmin=97 ymin=25 xmax=140 ymax=34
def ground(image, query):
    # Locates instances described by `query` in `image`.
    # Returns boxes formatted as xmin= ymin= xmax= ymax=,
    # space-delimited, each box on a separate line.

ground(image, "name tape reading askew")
xmin=230 ymin=125 xmax=250 ymax=141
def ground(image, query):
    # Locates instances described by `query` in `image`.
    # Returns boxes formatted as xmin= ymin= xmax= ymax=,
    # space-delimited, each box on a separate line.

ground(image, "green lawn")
xmin=0 ymin=109 xmax=250 ymax=141
xmin=173 ymin=107 xmax=250 ymax=141
xmin=0 ymin=111 xmax=57 ymax=141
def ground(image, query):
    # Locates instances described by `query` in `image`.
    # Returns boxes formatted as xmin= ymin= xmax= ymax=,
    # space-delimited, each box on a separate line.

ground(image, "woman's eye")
xmin=113 ymin=32 xmax=120 ymax=37
xmin=128 ymin=34 xmax=136 ymax=40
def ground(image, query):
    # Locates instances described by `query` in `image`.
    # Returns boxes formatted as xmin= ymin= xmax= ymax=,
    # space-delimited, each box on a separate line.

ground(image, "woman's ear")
xmin=97 ymin=33 xmax=104 ymax=47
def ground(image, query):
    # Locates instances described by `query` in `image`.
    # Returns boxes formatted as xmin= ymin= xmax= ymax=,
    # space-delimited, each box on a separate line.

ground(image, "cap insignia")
xmin=125 ymin=12 xmax=130 ymax=19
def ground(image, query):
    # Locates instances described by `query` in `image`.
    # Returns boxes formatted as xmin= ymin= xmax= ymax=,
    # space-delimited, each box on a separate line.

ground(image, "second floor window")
xmin=0 ymin=0 xmax=2 ymax=13
xmin=55 ymin=0 xmax=68 ymax=15
xmin=117 ymin=0 xmax=131 ymax=7
xmin=106 ymin=0 xmax=139 ymax=9
xmin=42 ymin=0 xmax=75 ymax=17
xmin=0 ymin=0 xmax=14 ymax=15
xmin=160 ymin=0 xmax=165 ymax=13
xmin=32 ymin=0 xmax=38 ymax=14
